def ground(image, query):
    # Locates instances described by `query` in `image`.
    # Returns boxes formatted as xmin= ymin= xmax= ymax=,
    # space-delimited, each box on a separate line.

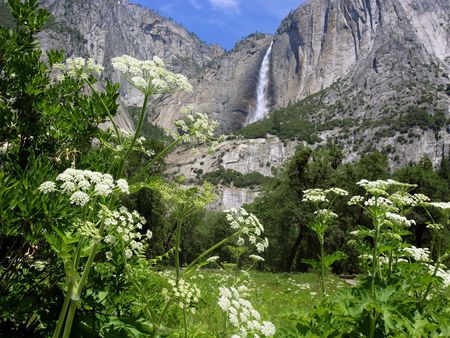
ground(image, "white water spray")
xmin=246 ymin=42 xmax=273 ymax=125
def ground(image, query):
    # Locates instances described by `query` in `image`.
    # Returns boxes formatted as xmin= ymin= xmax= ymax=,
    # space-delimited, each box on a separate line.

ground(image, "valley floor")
xmin=161 ymin=269 xmax=348 ymax=336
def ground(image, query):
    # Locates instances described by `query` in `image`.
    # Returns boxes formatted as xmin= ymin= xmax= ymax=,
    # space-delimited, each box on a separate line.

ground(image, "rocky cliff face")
xmin=155 ymin=0 xmax=449 ymax=171
xmin=271 ymin=0 xmax=449 ymax=106
xmin=35 ymin=0 xmax=224 ymax=125
xmin=156 ymin=0 xmax=449 ymax=127
xmin=154 ymin=33 xmax=274 ymax=132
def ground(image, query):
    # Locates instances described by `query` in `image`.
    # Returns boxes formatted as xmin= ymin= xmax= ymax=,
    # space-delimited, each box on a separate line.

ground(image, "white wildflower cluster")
xmin=356 ymin=179 xmax=418 ymax=203
xmin=426 ymin=222 xmax=444 ymax=231
xmin=38 ymin=181 xmax=56 ymax=194
xmin=388 ymin=192 xmax=417 ymax=208
xmin=107 ymin=129 xmax=155 ymax=158
xmin=433 ymin=266 xmax=450 ymax=288
xmin=348 ymin=195 xmax=364 ymax=205
xmin=101 ymin=206 xmax=151 ymax=260
xmin=217 ymin=286 xmax=276 ymax=337
xmin=53 ymin=57 xmax=103 ymax=81
xmin=401 ymin=246 xmax=450 ymax=287
xmin=285 ymin=278 xmax=311 ymax=290
xmin=302 ymin=187 xmax=348 ymax=203
xmin=225 ymin=208 xmax=269 ymax=253
xmin=364 ymin=196 xmax=395 ymax=210
xmin=162 ymin=279 xmax=201 ymax=314
xmin=174 ymin=112 xmax=220 ymax=144
xmin=135 ymin=135 xmax=155 ymax=157
xmin=327 ymin=187 xmax=349 ymax=196
xmin=403 ymin=246 xmax=431 ymax=262
xmin=302 ymin=189 xmax=327 ymax=203
xmin=111 ymin=55 xmax=192 ymax=94
xmin=314 ymin=209 xmax=338 ymax=221
xmin=385 ymin=212 xmax=415 ymax=227
xmin=39 ymin=168 xmax=129 ymax=207
xmin=249 ymin=254 xmax=265 ymax=262
xmin=357 ymin=179 xmax=414 ymax=191
xmin=414 ymin=193 xmax=431 ymax=204
xmin=206 ymin=256 xmax=220 ymax=263
xmin=427 ymin=202 xmax=450 ymax=211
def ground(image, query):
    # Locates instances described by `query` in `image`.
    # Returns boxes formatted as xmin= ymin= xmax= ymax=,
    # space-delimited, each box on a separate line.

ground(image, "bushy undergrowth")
xmin=202 ymin=166 xmax=272 ymax=188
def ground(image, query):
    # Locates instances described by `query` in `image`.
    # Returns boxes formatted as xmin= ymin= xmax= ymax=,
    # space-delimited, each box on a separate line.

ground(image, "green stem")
xmin=320 ymin=236 xmax=325 ymax=298
xmin=175 ymin=219 xmax=183 ymax=284
xmin=62 ymin=299 xmax=78 ymax=338
xmin=369 ymin=210 xmax=381 ymax=338
xmin=387 ymin=250 xmax=393 ymax=280
xmin=60 ymin=223 xmax=105 ymax=337
xmin=132 ymin=138 xmax=181 ymax=181
xmin=52 ymin=280 xmax=74 ymax=338
xmin=116 ymin=93 xmax=150 ymax=178
xmin=371 ymin=218 xmax=380 ymax=292
xmin=152 ymin=299 xmax=172 ymax=338
xmin=85 ymin=80 xmax=121 ymax=143
xmin=421 ymin=256 xmax=441 ymax=305
xmin=369 ymin=313 xmax=376 ymax=338
xmin=183 ymin=232 xmax=239 ymax=276
xmin=183 ymin=308 xmax=188 ymax=338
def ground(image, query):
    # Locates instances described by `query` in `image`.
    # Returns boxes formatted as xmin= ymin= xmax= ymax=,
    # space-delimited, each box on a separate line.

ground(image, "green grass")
xmin=163 ymin=269 xmax=348 ymax=336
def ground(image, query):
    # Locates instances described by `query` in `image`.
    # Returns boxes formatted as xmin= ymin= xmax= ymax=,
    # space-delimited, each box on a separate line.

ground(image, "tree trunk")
xmin=285 ymin=224 xmax=304 ymax=272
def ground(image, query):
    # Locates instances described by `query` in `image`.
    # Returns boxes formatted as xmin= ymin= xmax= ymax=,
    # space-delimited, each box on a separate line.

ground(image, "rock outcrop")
xmin=156 ymin=0 xmax=449 ymax=127
xmin=34 ymin=0 xmax=224 ymax=127
xmin=154 ymin=0 xmax=449 ymax=171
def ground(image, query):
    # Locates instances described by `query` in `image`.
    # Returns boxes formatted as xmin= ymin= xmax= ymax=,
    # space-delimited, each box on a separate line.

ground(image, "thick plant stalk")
xmin=116 ymin=93 xmax=150 ymax=178
xmin=183 ymin=232 xmax=239 ymax=275
xmin=62 ymin=299 xmax=78 ymax=338
xmin=52 ymin=280 xmax=74 ymax=338
xmin=132 ymin=138 xmax=181 ymax=181
xmin=183 ymin=308 xmax=188 ymax=338
xmin=58 ymin=219 xmax=105 ymax=337
xmin=369 ymin=209 xmax=381 ymax=338
xmin=320 ymin=236 xmax=325 ymax=297
xmin=85 ymin=80 xmax=122 ymax=143
xmin=175 ymin=219 xmax=183 ymax=285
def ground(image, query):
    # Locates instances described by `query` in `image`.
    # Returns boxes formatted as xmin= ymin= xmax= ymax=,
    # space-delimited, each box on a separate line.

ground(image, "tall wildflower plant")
xmin=302 ymin=187 xmax=348 ymax=297
xmin=213 ymin=209 xmax=275 ymax=337
xmin=287 ymin=180 xmax=450 ymax=337
xmin=348 ymin=179 xmax=449 ymax=337
xmin=38 ymin=53 xmax=223 ymax=337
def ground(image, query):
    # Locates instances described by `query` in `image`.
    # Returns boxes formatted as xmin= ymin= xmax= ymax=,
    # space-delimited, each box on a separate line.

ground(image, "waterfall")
xmin=246 ymin=42 xmax=273 ymax=125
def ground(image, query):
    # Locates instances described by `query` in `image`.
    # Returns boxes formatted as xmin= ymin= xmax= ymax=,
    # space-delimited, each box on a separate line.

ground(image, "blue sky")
xmin=131 ymin=0 xmax=304 ymax=50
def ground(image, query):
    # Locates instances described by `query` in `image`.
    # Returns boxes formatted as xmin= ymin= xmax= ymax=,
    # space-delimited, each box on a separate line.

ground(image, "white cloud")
xmin=159 ymin=3 xmax=175 ymax=14
xmin=189 ymin=0 xmax=203 ymax=10
xmin=209 ymin=0 xmax=240 ymax=14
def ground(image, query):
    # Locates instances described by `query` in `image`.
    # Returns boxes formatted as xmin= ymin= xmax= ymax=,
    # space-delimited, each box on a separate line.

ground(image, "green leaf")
xmin=323 ymin=251 xmax=348 ymax=268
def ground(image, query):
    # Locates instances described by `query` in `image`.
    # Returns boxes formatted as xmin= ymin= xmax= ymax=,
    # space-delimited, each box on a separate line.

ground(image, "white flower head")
xmin=302 ymin=188 xmax=328 ymax=203
xmin=249 ymin=254 xmax=265 ymax=262
xmin=53 ymin=57 xmax=103 ymax=81
xmin=69 ymin=191 xmax=90 ymax=206
xmin=207 ymin=256 xmax=220 ymax=263
xmin=217 ymin=285 xmax=276 ymax=337
xmin=111 ymin=55 xmax=192 ymax=95
xmin=38 ymin=181 xmax=56 ymax=194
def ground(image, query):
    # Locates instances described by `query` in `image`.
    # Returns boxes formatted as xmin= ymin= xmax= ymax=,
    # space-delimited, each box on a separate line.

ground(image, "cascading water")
xmin=246 ymin=42 xmax=273 ymax=125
